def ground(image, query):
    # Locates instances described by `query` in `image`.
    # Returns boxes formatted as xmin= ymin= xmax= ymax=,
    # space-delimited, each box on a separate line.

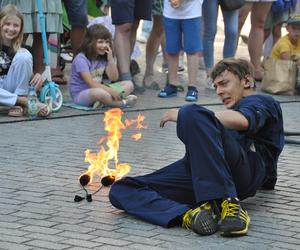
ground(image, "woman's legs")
xmin=143 ymin=15 xmax=164 ymax=89
xmin=248 ymin=2 xmax=272 ymax=80
xmin=222 ymin=9 xmax=238 ymax=58
xmin=202 ymin=0 xmax=218 ymax=71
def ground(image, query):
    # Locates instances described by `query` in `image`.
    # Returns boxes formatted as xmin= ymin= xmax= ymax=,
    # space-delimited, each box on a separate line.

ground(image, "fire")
xmin=79 ymin=108 xmax=146 ymax=185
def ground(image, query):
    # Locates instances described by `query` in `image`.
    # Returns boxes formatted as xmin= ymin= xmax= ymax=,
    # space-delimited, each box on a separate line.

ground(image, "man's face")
xmin=213 ymin=70 xmax=246 ymax=109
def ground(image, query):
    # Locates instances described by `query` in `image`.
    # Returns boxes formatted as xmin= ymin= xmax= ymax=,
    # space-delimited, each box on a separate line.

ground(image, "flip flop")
xmin=8 ymin=106 xmax=24 ymax=117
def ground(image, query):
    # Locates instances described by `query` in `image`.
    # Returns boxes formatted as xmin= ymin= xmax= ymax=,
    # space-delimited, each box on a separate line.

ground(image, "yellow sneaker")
xmin=220 ymin=197 xmax=250 ymax=237
xmin=182 ymin=202 xmax=218 ymax=235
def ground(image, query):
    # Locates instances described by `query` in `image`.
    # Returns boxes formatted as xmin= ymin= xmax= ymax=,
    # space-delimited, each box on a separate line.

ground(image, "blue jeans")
xmin=202 ymin=0 xmax=238 ymax=70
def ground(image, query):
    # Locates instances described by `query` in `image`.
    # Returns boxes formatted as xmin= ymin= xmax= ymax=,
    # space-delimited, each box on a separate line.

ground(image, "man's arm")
xmin=160 ymin=109 xmax=249 ymax=131
xmin=214 ymin=110 xmax=249 ymax=131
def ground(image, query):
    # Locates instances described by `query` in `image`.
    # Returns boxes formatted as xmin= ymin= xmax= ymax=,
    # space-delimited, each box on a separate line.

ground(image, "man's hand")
xmin=160 ymin=109 xmax=178 ymax=127
xmin=170 ymin=0 xmax=182 ymax=8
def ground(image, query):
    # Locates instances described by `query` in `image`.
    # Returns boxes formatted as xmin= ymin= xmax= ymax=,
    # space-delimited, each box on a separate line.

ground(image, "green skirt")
xmin=1 ymin=0 xmax=63 ymax=33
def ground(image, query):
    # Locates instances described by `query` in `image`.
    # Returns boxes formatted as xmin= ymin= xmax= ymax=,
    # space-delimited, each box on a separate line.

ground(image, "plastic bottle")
xmin=27 ymin=85 xmax=38 ymax=119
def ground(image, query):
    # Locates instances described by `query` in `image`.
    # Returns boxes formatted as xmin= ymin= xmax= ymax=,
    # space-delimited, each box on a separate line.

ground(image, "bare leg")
xmin=186 ymin=53 xmax=199 ymax=87
xmin=114 ymin=23 xmax=134 ymax=78
xmin=70 ymin=26 xmax=86 ymax=56
xmin=248 ymin=2 xmax=272 ymax=80
xmin=143 ymin=15 xmax=164 ymax=89
xmin=167 ymin=53 xmax=179 ymax=86
xmin=237 ymin=3 xmax=252 ymax=45
xmin=32 ymin=33 xmax=49 ymax=74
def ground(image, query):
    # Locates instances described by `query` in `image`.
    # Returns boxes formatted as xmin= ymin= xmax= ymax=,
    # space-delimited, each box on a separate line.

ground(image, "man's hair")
xmin=211 ymin=58 xmax=254 ymax=81
xmin=79 ymin=24 xmax=112 ymax=60
xmin=0 ymin=4 xmax=24 ymax=52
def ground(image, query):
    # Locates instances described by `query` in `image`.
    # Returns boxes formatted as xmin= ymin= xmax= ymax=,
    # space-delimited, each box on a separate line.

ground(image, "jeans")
xmin=202 ymin=0 xmax=238 ymax=70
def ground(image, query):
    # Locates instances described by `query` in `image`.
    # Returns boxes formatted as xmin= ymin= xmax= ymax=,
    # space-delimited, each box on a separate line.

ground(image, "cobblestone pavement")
xmin=0 ymin=23 xmax=300 ymax=250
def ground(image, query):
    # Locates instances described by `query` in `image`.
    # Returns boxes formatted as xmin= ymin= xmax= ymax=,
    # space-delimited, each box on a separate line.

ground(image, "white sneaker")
xmin=122 ymin=95 xmax=137 ymax=108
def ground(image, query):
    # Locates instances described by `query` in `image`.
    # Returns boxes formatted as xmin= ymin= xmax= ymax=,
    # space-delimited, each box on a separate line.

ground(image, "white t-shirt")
xmin=163 ymin=0 xmax=203 ymax=19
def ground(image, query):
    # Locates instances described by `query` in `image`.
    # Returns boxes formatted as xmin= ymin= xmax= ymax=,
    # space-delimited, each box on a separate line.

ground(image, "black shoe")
xmin=219 ymin=197 xmax=250 ymax=237
xmin=182 ymin=202 xmax=218 ymax=236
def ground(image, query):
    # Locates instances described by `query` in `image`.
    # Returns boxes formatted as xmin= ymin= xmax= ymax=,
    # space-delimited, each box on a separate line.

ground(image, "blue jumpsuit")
xmin=109 ymin=94 xmax=284 ymax=227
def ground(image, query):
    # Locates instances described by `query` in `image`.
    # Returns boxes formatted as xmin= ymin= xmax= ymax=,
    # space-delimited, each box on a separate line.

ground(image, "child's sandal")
xmin=8 ymin=106 xmax=24 ymax=117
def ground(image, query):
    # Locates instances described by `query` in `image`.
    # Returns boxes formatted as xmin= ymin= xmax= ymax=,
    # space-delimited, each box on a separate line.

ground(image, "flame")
xmin=79 ymin=108 xmax=146 ymax=185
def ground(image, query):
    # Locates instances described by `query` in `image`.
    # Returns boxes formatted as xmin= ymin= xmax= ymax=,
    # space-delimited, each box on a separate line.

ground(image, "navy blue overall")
xmin=109 ymin=95 xmax=284 ymax=228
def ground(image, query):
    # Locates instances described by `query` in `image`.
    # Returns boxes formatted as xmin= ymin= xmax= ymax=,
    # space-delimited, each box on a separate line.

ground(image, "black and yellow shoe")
xmin=182 ymin=202 xmax=218 ymax=236
xmin=219 ymin=197 xmax=250 ymax=237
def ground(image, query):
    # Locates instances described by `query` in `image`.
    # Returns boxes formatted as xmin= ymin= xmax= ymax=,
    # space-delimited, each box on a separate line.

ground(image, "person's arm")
xmin=279 ymin=51 xmax=292 ymax=60
xmin=105 ymin=45 xmax=119 ymax=81
xmin=214 ymin=110 xmax=249 ymax=131
xmin=160 ymin=109 xmax=249 ymax=131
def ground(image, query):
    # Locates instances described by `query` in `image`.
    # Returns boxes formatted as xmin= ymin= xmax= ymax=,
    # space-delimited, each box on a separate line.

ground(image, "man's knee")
xmin=116 ymin=23 xmax=133 ymax=34
xmin=179 ymin=104 xmax=214 ymax=123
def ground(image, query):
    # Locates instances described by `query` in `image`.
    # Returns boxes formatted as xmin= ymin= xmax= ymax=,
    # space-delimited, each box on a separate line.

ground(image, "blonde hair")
xmin=0 ymin=4 xmax=24 ymax=52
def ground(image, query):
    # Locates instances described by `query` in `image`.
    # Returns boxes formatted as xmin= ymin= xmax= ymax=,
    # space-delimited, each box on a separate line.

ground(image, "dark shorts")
xmin=111 ymin=0 xmax=152 ymax=25
xmin=64 ymin=0 xmax=88 ymax=27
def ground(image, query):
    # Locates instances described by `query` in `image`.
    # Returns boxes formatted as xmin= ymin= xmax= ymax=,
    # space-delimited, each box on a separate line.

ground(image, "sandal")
xmin=37 ymin=102 xmax=52 ymax=117
xmin=8 ymin=106 xmax=24 ymax=117
xmin=185 ymin=89 xmax=198 ymax=102
xmin=158 ymin=84 xmax=177 ymax=98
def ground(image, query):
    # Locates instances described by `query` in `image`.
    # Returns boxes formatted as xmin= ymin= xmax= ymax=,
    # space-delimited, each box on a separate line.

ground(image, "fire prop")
xmin=79 ymin=108 xmax=146 ymax=188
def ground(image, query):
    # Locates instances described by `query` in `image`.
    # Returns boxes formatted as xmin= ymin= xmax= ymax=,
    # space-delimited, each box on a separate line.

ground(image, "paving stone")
xmin=0 ymin=21 xmax=300 ymax=250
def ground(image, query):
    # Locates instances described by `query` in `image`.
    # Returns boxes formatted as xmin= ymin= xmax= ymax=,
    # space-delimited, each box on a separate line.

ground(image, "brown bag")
xmin=261 ymin=58 xmax=297 ymax=95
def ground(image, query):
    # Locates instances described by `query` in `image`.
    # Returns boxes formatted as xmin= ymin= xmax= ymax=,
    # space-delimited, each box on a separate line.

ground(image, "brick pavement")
xmin=1 ymin=22 xmax=300 ymax=250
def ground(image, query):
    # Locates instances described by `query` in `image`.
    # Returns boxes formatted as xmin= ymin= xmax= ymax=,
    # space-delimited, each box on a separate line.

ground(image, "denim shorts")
xmin=163 ymin=17 xmax=202 ymax=54
xmin=64 ymin=0 xmax=88 ymax=27
xmin=111 ymin=0 xmax=152 ymax=25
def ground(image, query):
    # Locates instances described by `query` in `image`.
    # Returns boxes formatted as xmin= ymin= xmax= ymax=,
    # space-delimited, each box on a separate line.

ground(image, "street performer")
xmin=109 ymin=58 xmax=284 ymax=237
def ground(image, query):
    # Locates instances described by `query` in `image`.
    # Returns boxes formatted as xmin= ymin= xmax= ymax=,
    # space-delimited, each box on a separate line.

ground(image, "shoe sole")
xmin=158 ymin=93 xmax=177 ymax=98
xmin=185 ymin=97 xmax=198 ymax=102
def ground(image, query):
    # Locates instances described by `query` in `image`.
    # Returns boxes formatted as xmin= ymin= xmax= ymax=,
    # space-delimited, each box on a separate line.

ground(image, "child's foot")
xmin=8 ymin=106 xmax=24 ymax=117
xmin=158 ymin=84 xmax=178 ymax=98
xmin=122 ymin=95 xmax=137 ymax=108
xmin=36 ymin=102 xmax=52 ymax=117
xmin=185 ymin=87 xmax=198 ymax=102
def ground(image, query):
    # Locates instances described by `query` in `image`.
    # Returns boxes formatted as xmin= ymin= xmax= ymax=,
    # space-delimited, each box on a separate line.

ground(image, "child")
xmin=158 ymin=0 xmax=203 ymax=102
xmin=0 ymin=4 xmax=51 ymax=117
xmin=69 ymin=24 xmax=137 ymax=108
xmin=271 ymin=14 xmax=300 ymax=60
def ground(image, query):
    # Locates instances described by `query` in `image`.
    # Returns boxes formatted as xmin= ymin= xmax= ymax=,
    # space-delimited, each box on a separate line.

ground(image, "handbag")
xmin=219 ymin=0 xmax=245 ymax=11
xmin=261 ymin=58 xmax=297 ymax=95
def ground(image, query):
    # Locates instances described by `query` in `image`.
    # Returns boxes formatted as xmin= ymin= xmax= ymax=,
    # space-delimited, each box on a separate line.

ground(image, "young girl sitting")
xmin=69 ymin=24 xmax=137 ymax=108
xmin=0 ymin=4 xmax=51 ymax=117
